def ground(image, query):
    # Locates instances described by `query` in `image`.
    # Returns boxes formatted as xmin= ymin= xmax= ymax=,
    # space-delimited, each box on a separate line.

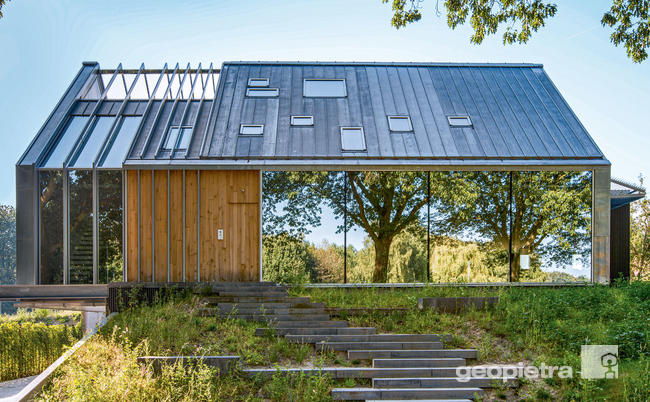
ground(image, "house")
xmin=15 ymin=61 xmax=613 ymax=286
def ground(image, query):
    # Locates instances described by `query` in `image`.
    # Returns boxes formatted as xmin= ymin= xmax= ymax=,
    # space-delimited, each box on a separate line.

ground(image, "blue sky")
xmin=0 ymin=0 xmax=648 ymax=214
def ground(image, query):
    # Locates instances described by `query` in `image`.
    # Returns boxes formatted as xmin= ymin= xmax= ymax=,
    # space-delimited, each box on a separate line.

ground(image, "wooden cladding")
xmin=126 ymin=170 xmax=260 ymax=282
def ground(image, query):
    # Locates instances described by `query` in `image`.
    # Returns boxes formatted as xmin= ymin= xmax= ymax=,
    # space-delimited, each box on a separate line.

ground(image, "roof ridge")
xmin=222 ymin=61 xmax=544 ymax=68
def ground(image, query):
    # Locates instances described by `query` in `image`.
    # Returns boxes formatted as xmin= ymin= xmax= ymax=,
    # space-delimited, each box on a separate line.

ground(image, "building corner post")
xmin=592 ymin=165 xmax=611 ymax=284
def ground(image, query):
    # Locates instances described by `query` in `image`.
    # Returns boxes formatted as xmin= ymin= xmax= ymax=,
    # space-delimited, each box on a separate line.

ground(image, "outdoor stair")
xmin=198 ymin=283 xmax=518 ymax=400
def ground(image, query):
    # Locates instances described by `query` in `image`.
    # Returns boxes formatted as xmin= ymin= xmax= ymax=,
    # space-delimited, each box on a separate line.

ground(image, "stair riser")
xmin=216 ymin=308 xmax=325 ymax=315
xmin=348 ymin=349 xmax=478 ymax=360
xmin=373 ymin=377 xmax=517 ymax=388
xmin=214 ymin=302 xmax=325 ymax=309
xmin=331 ymin=388 xmax=483 ymax=400
xmin=286 ymin=334 xmax=444 ymax=343
xmin=270 ymin=321 xmax=348 ymax=328
xmin=258 ymin=328 xmax=377 ymax=336
xmin=244 ymin=367 xmax=463 ymax=379
xmin=211 ymin=314 xmax=331 ymax=322
xmin=316 ymin=342 xmax=444 ymax=351
xmin=202 ymin=297 xmax=311 ymax=304
xmin=373 ymin=359 xmax=466 ymax=368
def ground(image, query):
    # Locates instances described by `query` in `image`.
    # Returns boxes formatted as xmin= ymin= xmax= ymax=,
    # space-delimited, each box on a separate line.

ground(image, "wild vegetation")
xmin=37 ymin=282 xmax=650 ymax=401
xmin=0 ymin=309 xmax=81 ymax=381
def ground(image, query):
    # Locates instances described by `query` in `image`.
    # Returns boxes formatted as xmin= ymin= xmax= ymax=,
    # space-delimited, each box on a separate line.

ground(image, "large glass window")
xmin=98 ymin=171 xmax=123 ymax=283
xmin=100 ymin=116 xmax=142 ymax=168
xmin=42 ymin=116 xmax=89 ymax=168
xmin=71 ymin=116 xmax=115 ymax=168
xmin=68 ymin=170 xmax=93 ymax=284
xmin=39 ymin=171 xmax=63 ymax=284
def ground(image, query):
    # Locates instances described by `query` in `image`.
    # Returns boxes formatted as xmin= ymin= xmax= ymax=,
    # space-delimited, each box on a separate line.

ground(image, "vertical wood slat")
xmin=169 ymin=170 xmax=183 ymax=281
xmin=185 ymin=171 xmax=199 ymax=282
xmin=126 ymin=170 xmax=138 ymax=281
xmin=154 ymin=171 xmax=168 ymax=282
xmin=139 ymin=171 xmax=153 ymax=281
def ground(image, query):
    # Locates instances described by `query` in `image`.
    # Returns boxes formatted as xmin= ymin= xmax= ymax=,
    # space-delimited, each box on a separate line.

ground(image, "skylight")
xmin=303 ymin=79 xmax=346 ymax=97
xmin=291 ymin=116 xmax=314 ymax=126
xmin=447 ymin=115 xmax=473 ymax=128
xmin=246 ymin=88 xmax=279 ymax=97
xmin=163 ymin=126 xmax=193 ymax=150
xmin=240 ymin=124 xmax=264 ymax=135
xmin=388 ymin=116 xmax=413 ymax=132
xmin=340 ymin=127 xmax=366 ymax=151
xmin=248 ymin=78 xmax=269 ymax=87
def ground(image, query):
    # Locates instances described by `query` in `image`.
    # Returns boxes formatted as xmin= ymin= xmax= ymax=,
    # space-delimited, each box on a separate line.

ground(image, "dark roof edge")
xmin=222 ymin=61 xmax=544 ymax=68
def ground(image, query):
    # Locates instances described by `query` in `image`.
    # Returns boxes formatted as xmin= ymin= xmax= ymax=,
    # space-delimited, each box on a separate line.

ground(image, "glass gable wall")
xmin=38 ymin=169 xmax=124 ymax=284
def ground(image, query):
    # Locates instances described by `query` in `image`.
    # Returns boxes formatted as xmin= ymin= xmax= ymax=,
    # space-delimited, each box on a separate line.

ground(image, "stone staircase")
xmin=197 ymin=282 xmax=517 ymax=401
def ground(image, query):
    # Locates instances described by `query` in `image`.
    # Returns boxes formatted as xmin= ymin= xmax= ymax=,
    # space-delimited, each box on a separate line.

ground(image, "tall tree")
xmin=263 ymin=171 xmax=428 ymax=283
xmin=0 ymin=205 xmax=16 ymax=285
xmin=430 ymin=171 xmax=591 ymax=281
xmin=383 ymin=0 xmax=650 ymax=62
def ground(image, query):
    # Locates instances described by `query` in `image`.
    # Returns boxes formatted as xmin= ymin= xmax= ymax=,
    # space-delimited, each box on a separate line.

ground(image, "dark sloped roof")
xmin=194 ymin=61 xmax=604 ymax=161
xmin=19 ymin=61 xmax=609 ymax=169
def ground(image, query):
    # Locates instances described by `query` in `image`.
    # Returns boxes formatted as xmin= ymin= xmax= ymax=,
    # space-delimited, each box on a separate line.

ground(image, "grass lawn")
xmin=37 ymin=281 xmax=649 ymax=401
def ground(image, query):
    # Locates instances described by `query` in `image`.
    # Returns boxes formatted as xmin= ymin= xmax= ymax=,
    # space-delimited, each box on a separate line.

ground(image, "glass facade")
xmin=68 ymin=170 xmax=93 ymax=284
xmin=262 ymin=170 xmax=593 ymax=284
xmin=37 ymin=169 xmax=125 ymax=284
xmin=39 ymin=171 xmax=64 ymax=284
xmin=98 ymin=171 xmax=123 ymax=283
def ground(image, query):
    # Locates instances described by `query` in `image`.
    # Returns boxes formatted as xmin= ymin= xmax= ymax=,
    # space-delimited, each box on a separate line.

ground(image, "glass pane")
xmin=512 ymin=171 xmax=592 ymax=282
xmin=341 ymin=128 xmax=365 ymax=151
xmin=388 ymin=116 xmax=412 ymax=132
xmin=291 ymin=116 xmax=314 ymax=126
xmin=262 ymin=171 xmax=345 ymax=284
xmin=69 ymin=170 xmax=93 ymax=284
xmin=39 ymin=171 xmax=63 ymax=284
xmin=42 ymin=116 xmax=89 ymax=168
xmin=347 ymin=172 xmax=429 ymax=283
xmin=248 ymin=78 xmax=269 ymax=87
xmin=303 ymin=79 xmax=346 ymax=97
xmin=98 ymin=171 xmax=123 ymax=283
xmin=101 ymin=116 xmax=142 ymax=167
xmin=71 ymin=116 xmax=115 ymax=168
xmin=246 ymin=88 xmax=279 ymax=97
xmin=429 ymin=171 xmax=510 ymax=283
xmin=163 ymin=127 xmax=180 ymax=149
xmin=177 ymin=127 xmax=193 ymax=149
xmin=448 ymin=116 xmax=472 ymax=127
xmin=240 ymin=125 xmax=264 ymax=135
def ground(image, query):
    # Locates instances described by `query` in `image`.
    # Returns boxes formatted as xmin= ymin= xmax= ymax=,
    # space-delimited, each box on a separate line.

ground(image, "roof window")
xmin=447 ymin=115 xmax=472 ymax=128
xmin=163 ymin=126 xmax=193 ymax=150
xmin=239 ymin=124 xmax=264 ymax=136
xmin=246 ymin=88 xmax=279 ymax=97
xmin=304 ymin=79 xmax=346 ymax=97
xmin=388 ymin=116 xmax=413 ymax=132
xmin=290 ymin=116 xmax=314 ymax=126
xmin=340 ymin=127 xmax=366 ymax=151
xmin=248 ymin=78 xmax=269 ymax=87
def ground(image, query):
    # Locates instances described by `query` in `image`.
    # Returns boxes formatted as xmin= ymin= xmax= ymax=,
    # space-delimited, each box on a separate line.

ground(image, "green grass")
xmin=295 ymin=280 xmax=650 ymax=401
xmin=37 ymin=282 xmax=650 ymax=401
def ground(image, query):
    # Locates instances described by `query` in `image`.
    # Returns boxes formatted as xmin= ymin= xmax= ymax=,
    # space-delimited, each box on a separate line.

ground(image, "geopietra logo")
xmin=581 ymin=345 xmax=619 ymax=379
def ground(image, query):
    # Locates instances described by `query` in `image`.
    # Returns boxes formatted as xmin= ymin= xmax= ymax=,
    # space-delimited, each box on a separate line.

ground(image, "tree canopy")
xmin=0 ymin=205 xmax=16 ymax=285
xmin=384 ymin=0 xmax=650 ymax=63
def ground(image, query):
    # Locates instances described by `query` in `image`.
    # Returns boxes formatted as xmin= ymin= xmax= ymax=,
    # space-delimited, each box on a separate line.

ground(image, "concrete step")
xmin=316 ymin=342 xmax=444 ymax=352
xmin=257 ymin=327 xmax=377 ymax=336
xmin=217 ymin=314 xmax=331 ymax=322
xmin=348 ymin=349 xmax=478 ymax=360
xmin=373 ymin=358 xmax=466 ymax=368
xmin=373 ymin=377 xmax=517 ymax=389
xmin=286 ymin=334 xmax=447 ymax=344
xmin=216 ymin=307 xmax=325 ymax=315
xmin=214 ymin=302 xmax=325 ymax=309
xmin=215 ymin=291 xmax=288 ymax=297
xmin=365 ymin=399 xmax=472 ymax=402
xmin=270 ymin=320 xmax=349 ymax=328
xmin=202 ymin=296 xmax=311 ymax=304
xmin=331 ymin=387 xmax=483 ymax=400
xmin=243 ymin=367 xmax=465 ymax=379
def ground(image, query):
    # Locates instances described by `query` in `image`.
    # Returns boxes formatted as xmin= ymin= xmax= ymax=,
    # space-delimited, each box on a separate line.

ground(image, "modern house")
xmin=15 ymin=61 xmax=616 ymax=286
